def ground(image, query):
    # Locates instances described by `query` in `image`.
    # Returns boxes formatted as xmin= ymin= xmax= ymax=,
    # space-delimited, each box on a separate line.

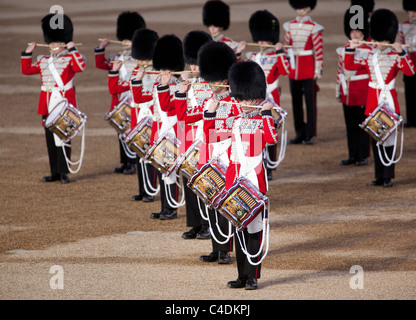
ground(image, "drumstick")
xmin=27 ymin=43 xmax=82 ymax=51
xmin=191 ymin=82 xmax=229 ymax=87
xmin=220 ymin=100 xmax=281 ymax=110
xmin=146 ymin=70 xmax=191 ymax=75
xmin=98 ymin=38 xmax=131 ymax=46
xmin=246 ymin=42 xmax=292 ymax=48
xmin=348 ymin=40 xmax=410 ymax=48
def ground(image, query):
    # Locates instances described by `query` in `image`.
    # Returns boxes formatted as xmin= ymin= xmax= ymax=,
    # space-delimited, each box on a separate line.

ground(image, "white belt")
xmin=368 ymin=80 xmax=395 ymax=91
xmin=339 ymin=74 xmax=369 ymax=95
xmin=288 ymin=49 xmax=313 ymax=69
xmin=41 ymin=80 xmax=73 ymax=92
xmin=294 ymin=49 xmax=313 ymax=56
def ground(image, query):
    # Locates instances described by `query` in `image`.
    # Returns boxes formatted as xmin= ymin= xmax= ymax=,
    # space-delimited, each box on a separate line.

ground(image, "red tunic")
xmin=174 ymin=79 xmax=212 ymax=154
xmin=283 ymin=16 xmax=324 ymax=80
xmin=203 ymin=107 xmax=278 ymax=194
xmin=198 ymin=92 xmax=242 ymax=169
xmin=95 ymin=48 xmax=136 ymax=111
xmin=131 ymin=75 xmax=181 ymax=144
xmin=344 ymin=47 xmax=415 ymax=115
xmin=21 ymin=48 xmax=85 ymax=117
xmin=336 ymin=43 xmax=372 ymax=106
xmin=246 ymin=49 xmax=290 ymax=105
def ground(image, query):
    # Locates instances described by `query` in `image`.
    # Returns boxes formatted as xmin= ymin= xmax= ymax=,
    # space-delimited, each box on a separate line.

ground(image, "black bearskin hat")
xmin=116 ymin=11 xmax=146 ymax=41
xmin=152 ymin=34 xmax=184 ymax=71
xmin=198 ymin=41 xmax=237 ymax=82
xmin=289 ymin=0 xmax=317 ymax=10
xmin=249 ymin=10 xmax=280 ymax=44
xmin=370 ymin=9 xmax=398 ymax=44
xmin=41 ymin=13 xmax=73 ymax=44
xmin=228 ymin=61 xmax=266 ymax=101
xmin=350 ymin=0 xmax=374 ymax=14
xmin=344 ymin=8 xmax=369 ymax=40
xmin=183 ymin=30 xmax=213 ymax=65
xmin=131 ymin=29 xmax=159 ymax=61
xmin=202 ymin=0 xmax=230 ymax=30
xmin=403 ymin=0 xmax=416 ymax=12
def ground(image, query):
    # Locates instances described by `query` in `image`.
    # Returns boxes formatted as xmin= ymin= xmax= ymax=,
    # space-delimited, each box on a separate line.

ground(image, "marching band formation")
xmin=20 ymin=0 xmax=416 ymax=290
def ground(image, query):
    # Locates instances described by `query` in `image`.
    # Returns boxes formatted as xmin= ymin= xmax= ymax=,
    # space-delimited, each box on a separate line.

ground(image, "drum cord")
xmin=235 ymin=201 xmax=270 ymax=266
xmin=119 ymin=134 xmax=138 ymax=159
xmin=196 ymin=197 xmax=234 ymax=244
xmin=139 ymin=158 xmax=160 ymax=196
xmin=62 ymin=125 xmax=86 ymax=174
xmin=377 ymin=124 xmax=404 ymax=167
xmin=163 ymin=173 xmax=185 ymax=208
xmin=264 ymin=121 xmax=287 ymax=170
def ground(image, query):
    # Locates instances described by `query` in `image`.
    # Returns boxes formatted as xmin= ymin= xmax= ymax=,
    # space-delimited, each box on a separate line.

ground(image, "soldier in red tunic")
xmin=336 ymin=8 xmax=371 ymax=166
xmin=95 ymin=11 xmax=146 ymax=175
xmin=204 ymin=60 xmax=279 ymax=290
xmin=109 ymin=28 xmax=159 ymax=203
xmin=246 ymin=10 xmax=290 ymax=180
xmin=175 ymin=31 xmax=213 ymax=240
xmin=21 ymin=14 xmax=85 ymax=184
xmin=346 ymin=9 xmax=415 ymax=187
xmin=133 ymin=35 xmax=184 ymax=220
xmin=399 ymin=0 xmax=416 ymax=127
xmin=284 ymin=0 xmax=324 ymax=145
xmin=197 ymin=41 xmax=240 ymax=264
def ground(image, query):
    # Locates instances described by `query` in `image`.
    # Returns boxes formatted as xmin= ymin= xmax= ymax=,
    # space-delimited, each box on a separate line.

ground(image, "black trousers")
xmin=342 ymin=104 xmax=370 ymax=160
xmin=371 ymin=138 xmax=395 ymax=180
xmin=235 ymin=229 xmax=263 ymax=279
xmin=289 ymin=78 xmax=317 ymax=139
xmin=183 ymin=176 xmax=208 ymax=228
xmin=136 ymin=157 xmax=157 ymax=197
xmin=118 ymin=138 xmax=134 ymax=166
xmin=44 ymin=122 xmax=69 ymax=175
xmin=404 ymin=74 xmax=416 ymax=125
xmin=207 ymin=207 xmax=233 ymax=252
xmin=157 ymin=170 xmax=179 ymax=213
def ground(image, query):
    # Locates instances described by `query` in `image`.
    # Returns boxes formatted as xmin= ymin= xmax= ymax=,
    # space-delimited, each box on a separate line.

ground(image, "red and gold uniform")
xmin=344 ymin=47 xmax=415 ymax=116
xmin=283 ymin=8 xmax=324 ymax=143
xmin=21 ymin=47 xmax=85 ymax=116
xmin=344 ymin=8 xmax=416 ymax=187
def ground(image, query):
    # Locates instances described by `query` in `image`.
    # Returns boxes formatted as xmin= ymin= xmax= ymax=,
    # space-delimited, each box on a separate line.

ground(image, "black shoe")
xmin=113 ymin=164 xmax=126 ymax=173
xmin=131 ymin=194 xmax=144 ymax=201
xmin=370 ymin=179 xmax=384 ymax=186
xmin=123 ymin=163 xmax=135 ymax=175
xmin=227 ymin=278 xmax=247 ymax=289
xmin=355 ymin=159 xmax=368 ymax=166
xmin=182 ymin=226 xmax=201 ymax=239
xmin=200 ymin=251 xmax=219 ymax=262
xmin=340 ymin=158 xmax=355 ymax=165
xmin=196 ymin=226 xmax=211 ymax=239
xmin=245 ymin=277 xmax=258 ymax=290
xmin=159 ymin=210 xmax=177 ymax=220
xmin=302 ymin=138 xmax=314 ymax=145
xmin=142 ymin=195 xmax=154 ymax=202
xmin=218 ymin=251 xmax=230 ymax=264
xmin=150 ymin=212 xmax=161 ymax=219
xmin=60 ymin=173 xmax=70 ymax=184
xmin=383 ymin=179 xmax=393 ymax=187
xmin=42 ymin=173 xmax=60 ymax=182
xmin=289 ymin=136 xmax=303 ymax=144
